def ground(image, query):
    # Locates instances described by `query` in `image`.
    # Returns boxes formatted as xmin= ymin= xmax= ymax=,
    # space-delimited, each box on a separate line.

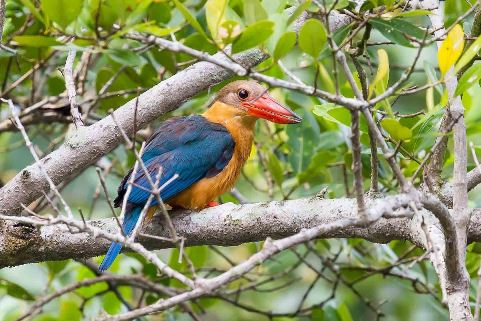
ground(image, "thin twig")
xmin=2 ymin=98 xmax=74 ymax=218
xmin=63 ymin=50 xmax=84 ymax=127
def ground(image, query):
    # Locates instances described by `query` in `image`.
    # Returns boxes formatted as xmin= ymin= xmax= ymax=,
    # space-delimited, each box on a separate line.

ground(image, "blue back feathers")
xmin=114 ymin=115 xmax=235 ymax=207
xmin=100 ymin=116 xmax=235 ymax=271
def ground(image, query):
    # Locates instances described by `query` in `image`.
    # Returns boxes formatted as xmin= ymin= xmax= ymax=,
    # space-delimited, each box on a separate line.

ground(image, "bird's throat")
xmin=203 ymin=101 xmax=256 ymax=130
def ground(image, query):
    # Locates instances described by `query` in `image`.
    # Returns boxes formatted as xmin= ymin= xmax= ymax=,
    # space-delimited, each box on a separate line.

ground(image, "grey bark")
xmin=2 ymin=196 xmax=481 ymax=268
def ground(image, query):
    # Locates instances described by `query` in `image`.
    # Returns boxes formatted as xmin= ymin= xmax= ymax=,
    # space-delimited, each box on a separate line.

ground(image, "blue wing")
xmin=114 ymin=115 xmax=235 ymax=207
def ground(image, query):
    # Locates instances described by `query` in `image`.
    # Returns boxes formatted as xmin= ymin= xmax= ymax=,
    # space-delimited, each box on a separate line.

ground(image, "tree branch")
xmin=0 ymin=196 xmax=419 ymax=268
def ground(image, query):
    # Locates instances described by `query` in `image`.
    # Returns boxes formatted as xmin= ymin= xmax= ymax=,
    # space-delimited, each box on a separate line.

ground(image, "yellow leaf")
xmin=426 ymin=84 xmax=434 ymax=112
xmin=370 ymin=49 xmax=393 ymax=116
xmin=369 ymin=49 xmax=389 ymax=98
xmin=438 ymin=24 xmax=465 ymax=76
xmin=206 ymin=0 xmax=227 ymax=42
xmin=318 ymin=63 xmax=335 ymax=93
xmin=455 ymin=35 xmax=481 ymax=72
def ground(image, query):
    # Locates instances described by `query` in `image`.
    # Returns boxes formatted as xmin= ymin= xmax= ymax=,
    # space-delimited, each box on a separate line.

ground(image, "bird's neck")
xmin=203 ymin=101 xmax=256 ymax=161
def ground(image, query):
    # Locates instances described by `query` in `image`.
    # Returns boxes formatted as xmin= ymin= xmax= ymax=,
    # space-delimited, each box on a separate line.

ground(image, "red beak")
xmin=243 ymin=94 xmax=302 ymax=124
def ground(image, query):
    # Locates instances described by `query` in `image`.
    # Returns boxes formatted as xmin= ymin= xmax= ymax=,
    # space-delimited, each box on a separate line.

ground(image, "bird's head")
xmin=215 ymin=80 xmax=302 ymax=124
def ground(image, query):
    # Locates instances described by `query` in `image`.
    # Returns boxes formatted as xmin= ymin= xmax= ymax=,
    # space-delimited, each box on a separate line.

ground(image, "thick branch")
xmin=0 ymin=197 xmax=417 ymax=268
xmin=421 ymin=194 xmax=465 ymax=288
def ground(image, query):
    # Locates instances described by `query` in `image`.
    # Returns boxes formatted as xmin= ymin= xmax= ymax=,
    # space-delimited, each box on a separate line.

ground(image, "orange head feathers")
xmin=212 ymin=80 xmax=302 ymax=124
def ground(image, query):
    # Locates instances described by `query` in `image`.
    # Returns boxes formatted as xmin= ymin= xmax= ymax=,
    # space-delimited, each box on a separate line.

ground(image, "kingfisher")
xmin=99 ymin=80 xmax=301 ymax=271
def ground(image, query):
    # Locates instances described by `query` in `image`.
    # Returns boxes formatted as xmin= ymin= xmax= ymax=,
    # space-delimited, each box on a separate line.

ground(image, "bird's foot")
xmin=206 ymin=201 xmax=220 ymax=207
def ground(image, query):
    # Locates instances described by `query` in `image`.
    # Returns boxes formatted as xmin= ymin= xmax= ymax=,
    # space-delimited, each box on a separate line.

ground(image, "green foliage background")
xmin=0 ymin=0 xmax=480 ymax=320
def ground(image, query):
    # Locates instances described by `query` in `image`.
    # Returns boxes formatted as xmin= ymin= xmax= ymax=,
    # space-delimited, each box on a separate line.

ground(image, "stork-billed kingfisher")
xmin=99 ymin=80 xmax=301 ymax=271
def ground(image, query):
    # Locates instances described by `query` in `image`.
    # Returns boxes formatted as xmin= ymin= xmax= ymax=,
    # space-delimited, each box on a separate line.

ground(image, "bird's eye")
xmin=238 ymin=89 xmax=249 ymax=100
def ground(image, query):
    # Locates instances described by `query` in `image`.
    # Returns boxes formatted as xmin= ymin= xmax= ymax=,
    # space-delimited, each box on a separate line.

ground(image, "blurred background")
xmin=1 ymin=0 xmax=480 ymax=319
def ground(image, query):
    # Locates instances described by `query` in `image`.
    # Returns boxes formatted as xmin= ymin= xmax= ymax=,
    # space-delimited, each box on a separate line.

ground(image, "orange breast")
xmin=167 ymin=150 xmax=247 ymax=209
xmin=167 ymin=102 xmax=256 ymax=210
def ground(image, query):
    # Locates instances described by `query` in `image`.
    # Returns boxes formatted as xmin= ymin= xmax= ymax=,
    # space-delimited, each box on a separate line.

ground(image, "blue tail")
xmin=99 ymin=206 xmax=142 ymax=271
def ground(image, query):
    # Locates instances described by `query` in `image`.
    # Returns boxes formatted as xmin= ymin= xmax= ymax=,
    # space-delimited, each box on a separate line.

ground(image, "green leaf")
xmin=444 ymin=0 xmax=470 ymax=26
xmin=186 ymin=246 xmax=209 ymax=268
xmin=232 ymin=20 xmax=274 ymax=53
xmin=46 ymin=260 xmax=69 ymax=276
xmin=125 ymin=0 xmax=152 ymax=25
xmin=91 ymin=0 xmax=133 ymax=29
xmin=262 ymin=0 xmax=287 ymax=14
xmin=19 ymin=0 xmax=45 ymax=24
xmin=338 ymin=303 xmax=354 ymax=321
xmin=153 ymin=50 xmax=176 ymax=73
xmin=455 ymin=35 xmax=481 ymax=72
xmin=329 ymin=0 xmax=349 ymax=9
xmin=268 ymin=152 xmax=283 ymax=187
xmin=145 ymin=294 xmax=159 ymax=305
xmin=47 ymin=76 xmax=65 ymax=96
xmin=455 ymin=63 xmax=481 ymax=96
xmin=381 ymin=118 xmax=412 ymax=141
xmin=273 ymin=31 xmax=296 ymax=61
xmin=150 ymin=2 xmax=171 ymax=24
xmin=265 ymin=12 xmax=289 ymax=55
xmin=395 ymin=9 xmax=432 ymax=17
xmin=107 ymin=49 xmax=144 ymax=67
xmin=206 ymin=0 xmax=227 ymax=41
xmin=286 ymin=0 xmax=311 ymax=26
xmin=131 ymin=23 xmax=178 ymax=37
xmin=323 ymin=306 xmax=342 ymax=321
xmin=312 ymin=307 xmax=325 ymax=320
xmin=0 ymin=279 xmax=35 ymax=301
xmin=286 ymin=110 xmax=320 ymax=173
xmin=313 ymin=103 xmax=350 ymax=127
xmin=297 ymin=149 xmax=335 ymax=184
xmin=41 ymin=0 xmax=84 ymax=28
xmin=59 ymin=300 xmax=81 ymax=321
xmin=470 ymin=242 xmax=481 ymax=254
xmin=424 ymin=61 xmax=443 ymax=95
xmin=102 ymin=292 xmax=121 ymax=315
xmin=13 ymin=35 xmax=61 ymax=47
xmin=370 ymin=18 xmax=427 ymax=47
xmin=317 ymin=63 xmax=335 ymax=93
xmin=243 ymin=0 xmax=267 ymax=25
xmin=173 ymin=0 xmax=209 ymax=40
xmin=464 ymin=83 xmax=481 ymax=124
xmin=320 ymin=0 xmax=348 ymax=9
xmin=298 ymin=19 xmax=326 ymax=58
